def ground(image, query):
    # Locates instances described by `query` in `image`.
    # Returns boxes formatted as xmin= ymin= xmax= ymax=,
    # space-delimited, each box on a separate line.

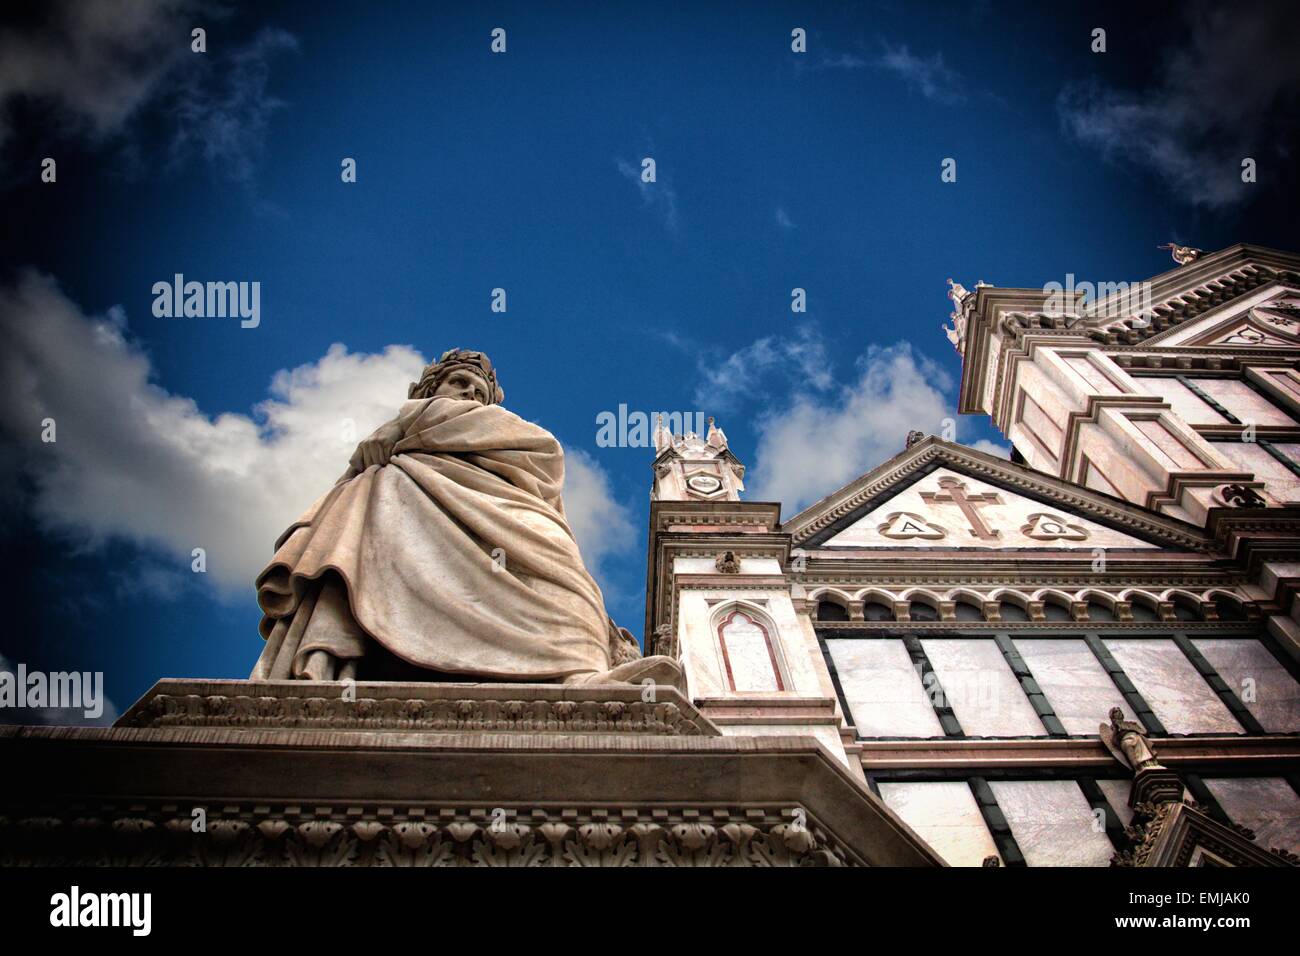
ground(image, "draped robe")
xmin=250 ymin=396 xmax=612 ymax=681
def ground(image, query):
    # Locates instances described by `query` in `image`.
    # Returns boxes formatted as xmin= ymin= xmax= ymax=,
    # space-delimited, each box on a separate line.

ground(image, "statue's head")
xmin=1108 ymin=706 xmax=1124 ymax=723
xmin=407 ymin=349 xmax=505 ymax=405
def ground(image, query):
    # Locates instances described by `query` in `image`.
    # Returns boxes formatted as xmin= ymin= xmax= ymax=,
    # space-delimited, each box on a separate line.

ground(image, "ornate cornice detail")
xmin=127 ymin=692 xmax=716 ymax=737
xmin=0 ymin=805 xmax=851 ymax=868
xmin=809 ymin=620 xmax=1257 ymax=632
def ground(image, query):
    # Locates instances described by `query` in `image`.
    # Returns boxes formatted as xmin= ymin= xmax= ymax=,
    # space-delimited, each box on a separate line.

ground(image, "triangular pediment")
xmin=1154 ymin=284 xmax=1300 ymax=347
xmin=785 ymin=438 xmax=1207 ymax=552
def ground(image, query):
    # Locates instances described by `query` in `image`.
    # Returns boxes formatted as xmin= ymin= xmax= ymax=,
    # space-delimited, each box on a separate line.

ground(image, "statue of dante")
xmin=251 ymin=348 xmax=680 ymax=687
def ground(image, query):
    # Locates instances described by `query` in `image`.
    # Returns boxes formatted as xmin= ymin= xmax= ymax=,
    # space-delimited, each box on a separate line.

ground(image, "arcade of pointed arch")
xmin=808 ymin=584 xmax=1252 ymax=624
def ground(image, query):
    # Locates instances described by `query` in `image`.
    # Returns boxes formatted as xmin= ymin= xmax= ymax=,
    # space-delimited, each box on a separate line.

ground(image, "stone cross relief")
xmin=879 ymin=477 xmax=1093 ymax=543
xmin=919 ymin=477 xmax=1002 ymax=540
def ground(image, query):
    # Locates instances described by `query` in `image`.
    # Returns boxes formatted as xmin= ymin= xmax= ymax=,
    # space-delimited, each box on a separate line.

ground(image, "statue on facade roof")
xmin=1158 ymin=242 xmax=1202 ymax=266
xmin=947 ymin=278 xmax=971 ymax=307
xmin=250 ymin=348 xmax=681 ymax=689
xmin=706 ymin=416 xmax=728 ymax=449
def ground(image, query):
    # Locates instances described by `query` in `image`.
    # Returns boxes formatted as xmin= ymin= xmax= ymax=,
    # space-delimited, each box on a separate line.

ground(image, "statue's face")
xmin=432 ymin=368 xmax=491 ymax=404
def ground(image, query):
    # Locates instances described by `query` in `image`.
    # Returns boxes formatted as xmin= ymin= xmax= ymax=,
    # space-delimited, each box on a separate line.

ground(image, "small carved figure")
xmin=715 ymin=551 xmax=742 ymax=574
xmin=1100 ymin=707 xmax=1161 ymax=772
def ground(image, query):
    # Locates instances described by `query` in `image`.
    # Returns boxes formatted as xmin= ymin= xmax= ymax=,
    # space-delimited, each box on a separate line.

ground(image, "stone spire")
xmin=651 ymin=416 xmax=745 ymax=502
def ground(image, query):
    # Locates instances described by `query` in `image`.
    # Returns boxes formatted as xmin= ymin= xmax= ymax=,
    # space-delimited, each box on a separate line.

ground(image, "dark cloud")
xmin=1058 ymin=1 xmax=1300 ymax=209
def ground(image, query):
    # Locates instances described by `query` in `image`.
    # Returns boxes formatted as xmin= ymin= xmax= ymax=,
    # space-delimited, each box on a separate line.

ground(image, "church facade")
xmin=3 ymin=242 xmax=1299 ymax=867
xmin=646 ymin=242 xmax=1300 ymax=866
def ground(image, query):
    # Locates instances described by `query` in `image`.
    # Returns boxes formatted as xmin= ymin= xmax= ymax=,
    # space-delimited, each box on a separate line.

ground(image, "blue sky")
xmin=2 ymin=0 xmax=1297 ymax=721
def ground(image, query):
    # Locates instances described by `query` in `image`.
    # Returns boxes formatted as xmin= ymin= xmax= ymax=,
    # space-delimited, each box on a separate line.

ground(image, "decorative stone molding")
xmin=119 ymin=680 xmax=719 ymax=737
xmin=0 ymin=804 xmax=852 ymax=868
xmin=1112 ymin=800 xmax=1298 ymax=868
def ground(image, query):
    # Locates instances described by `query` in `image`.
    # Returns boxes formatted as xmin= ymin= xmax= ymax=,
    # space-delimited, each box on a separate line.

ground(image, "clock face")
xmin=686 ymin=474 xmax=722 ymax=495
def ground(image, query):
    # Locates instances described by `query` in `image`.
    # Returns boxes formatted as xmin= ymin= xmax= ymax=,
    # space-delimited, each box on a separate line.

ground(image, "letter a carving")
xmin=878 ymin=512 xmax=947 ymax=540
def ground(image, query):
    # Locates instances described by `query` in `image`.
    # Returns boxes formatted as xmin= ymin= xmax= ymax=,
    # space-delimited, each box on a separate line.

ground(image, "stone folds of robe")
xmin=251 ymin=396 xmax=612 ymax=681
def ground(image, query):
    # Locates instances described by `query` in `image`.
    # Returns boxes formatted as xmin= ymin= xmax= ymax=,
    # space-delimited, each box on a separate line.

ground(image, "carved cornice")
xmin=0 ymin=804 xmax=850 ymax=868
xmin=125 ymin=689 xmax=717 ymax=737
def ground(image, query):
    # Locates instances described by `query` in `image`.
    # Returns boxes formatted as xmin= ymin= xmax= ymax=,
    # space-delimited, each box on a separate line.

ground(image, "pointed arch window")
xmin=716 ymin=607 xmax=786 ymax=693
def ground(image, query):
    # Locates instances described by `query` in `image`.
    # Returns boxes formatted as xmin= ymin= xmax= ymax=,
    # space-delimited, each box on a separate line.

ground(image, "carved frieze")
xmin=0 ymin=805 xmax=851 ymax=868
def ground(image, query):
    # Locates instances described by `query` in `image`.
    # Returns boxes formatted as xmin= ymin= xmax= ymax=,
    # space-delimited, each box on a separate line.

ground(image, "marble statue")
xmin=1100 ymin=707 xmax=1162 ymax=772
xmin=250 ymin=348 xmax=681 ymax=687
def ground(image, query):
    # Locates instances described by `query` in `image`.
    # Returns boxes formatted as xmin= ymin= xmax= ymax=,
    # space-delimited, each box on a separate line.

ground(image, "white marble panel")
xmin=1191 ymin=638 xmax=1300 ymax=732
xmin=1103 ymin=639 xmax=1242 ymax=734
xmin=1095 ymin=778 xmax=1135 ymax=828
xmin=1196 ymin=378 xmax=1298 ymax=427
xmin=878 ymin=781 xmax=1000 ymax=867
xmin=1013 ymin=639 xmax=1133 ymax=735
xmin=989 ymin=780 xmax=1114 ymax=866
xmin=1211 ymin=442 xmax=1300 ymax=503
xmin=1203 ymin=777 xmax=1300 ymax=855
xmin=921 ymin=639 xmax=1046 ymax=737
xmin=719 ymin=612 xmax=781 ymax=692
xmin=826 ymin=639 xmax=942 ymax=737
xmin=1136 ymin=376 xmax=1228 ymax=425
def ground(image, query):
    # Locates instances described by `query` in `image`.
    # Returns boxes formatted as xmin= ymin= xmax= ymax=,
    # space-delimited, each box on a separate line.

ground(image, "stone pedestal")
xmin=1130 ymin=766 xmax=1185 ymax=808
xmin=0 ymin=679 xmax=943 ymax=867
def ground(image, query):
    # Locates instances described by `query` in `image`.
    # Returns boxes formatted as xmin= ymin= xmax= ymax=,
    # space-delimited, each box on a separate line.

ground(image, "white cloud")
xmin=739 ymin=341 xmax=1001 ymax=513
xmin=774 ymin=206 xmax=795 ymax=230
xmin=969 ymin=438 xmax=1010 ymax=459
xmin=794 ymin=52 xmax=869 ymax=73
xmin=0 ymin=270 xmax=630 ymax=598
xmin=0 ymin=2 xmax=297 ymax=186
xmin=169 ymin=27 xmax=300 ymax=183
xmin=692 ymin=325 xmax=832 ymax=411
xmin=876 ymin=43 xmax=966 ymax=105
xmin=1058 ymin=3 xmax=1300 ymax=209
xmin=616 ymin=157 xmax=680 ymax=232
xmin=560 ymin=448 xmax=634 ymax=581
xmin=0 ymin=0 xmax=206 ymax=147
